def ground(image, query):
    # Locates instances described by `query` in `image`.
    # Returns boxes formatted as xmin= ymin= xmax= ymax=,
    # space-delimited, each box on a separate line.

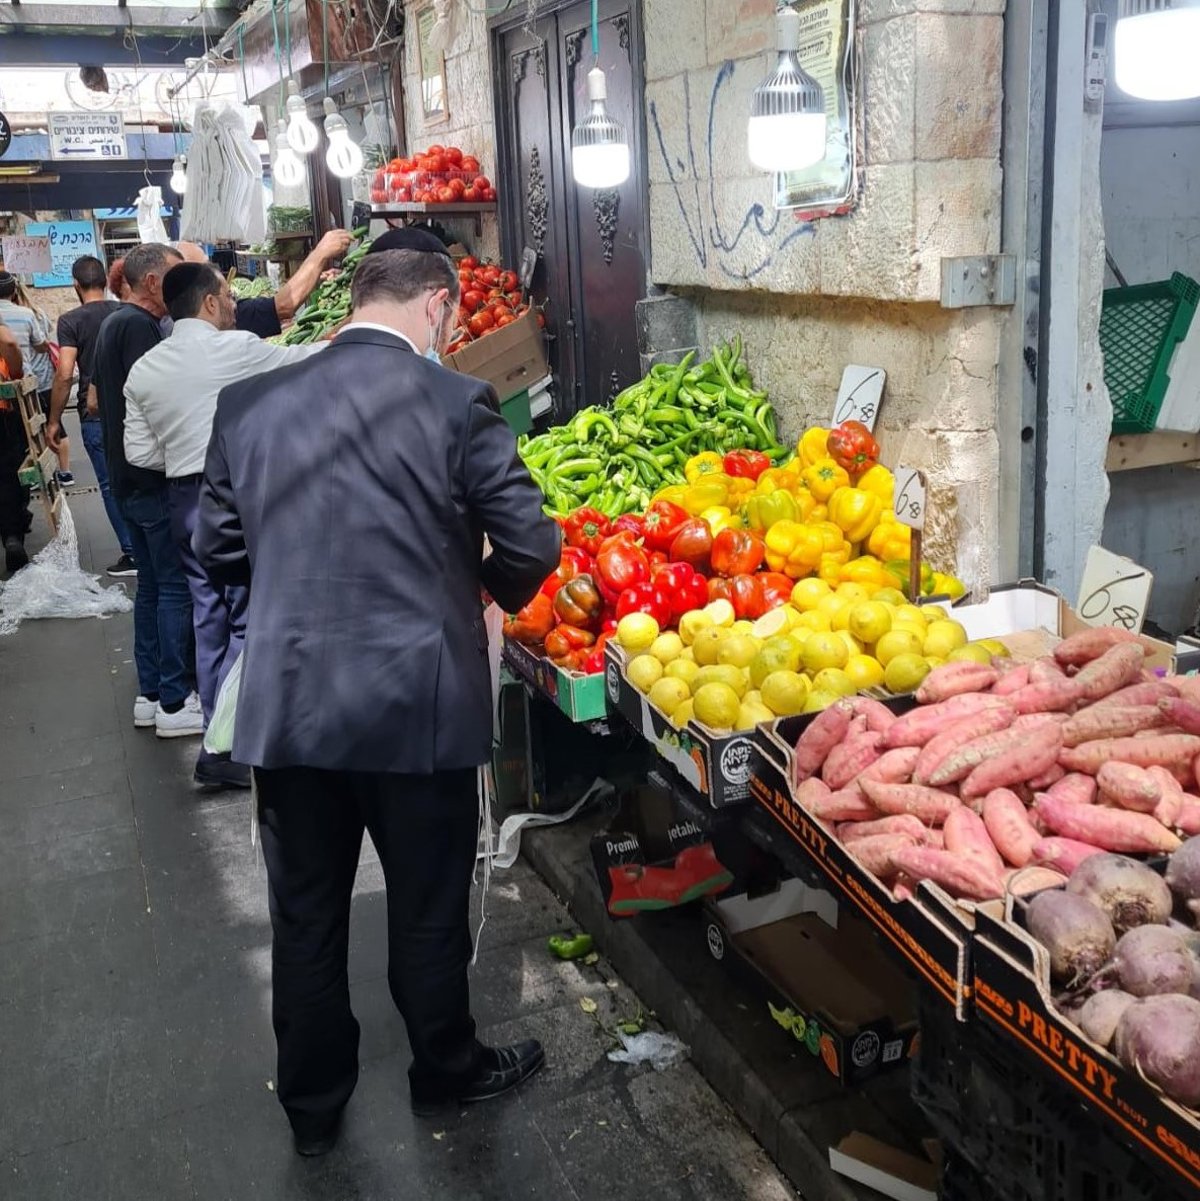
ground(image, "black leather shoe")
xmin=291 ymin=1111 xmax=342 ymax=1157
xmin=194 ymin=749 xmax=252 ymax=791
xmin=4 ymin=535 xmax=28 ymax=574
xmin=411 ymin=1040 xmax=545 ymax=1117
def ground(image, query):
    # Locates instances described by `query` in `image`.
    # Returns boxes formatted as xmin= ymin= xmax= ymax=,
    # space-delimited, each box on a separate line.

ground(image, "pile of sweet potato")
xmin=790 ymin=627 xmax=1200 ymax=902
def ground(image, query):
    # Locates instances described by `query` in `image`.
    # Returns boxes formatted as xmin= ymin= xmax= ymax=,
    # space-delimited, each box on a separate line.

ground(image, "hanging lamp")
xmin=170 ymin=154 xmax=188 ymax=195
xmin=1115 ymin=0 xmax=1200 ymax=101
xmin=284 ymin=79 xmax=319 ymax=154
xmin=570 ymin=0 xmax=630 ymax=189
xmin=748 ymin=6 xmax=827 ymax=173
xmin=323 ymin=98 xmax=364 ymax=179
xmin=273 ymin=119 xmax=306 ymax=187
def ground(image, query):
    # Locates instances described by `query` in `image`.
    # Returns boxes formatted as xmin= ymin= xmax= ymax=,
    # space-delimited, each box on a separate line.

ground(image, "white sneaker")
xmin=134 ymin=695 xmax=157 ymax=728
xmin=155 ymin=692 xmax=205 ymax=739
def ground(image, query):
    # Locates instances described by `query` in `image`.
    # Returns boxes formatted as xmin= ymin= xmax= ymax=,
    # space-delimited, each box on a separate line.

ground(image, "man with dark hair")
xmin=47 ymin=255 xmax=132 ymax=576
xmin=93 ymin=241 xmax=202 ymax=737
xmin=195 ymin=244 xmax=560 ymax=1155
xmin=124 ymin=261 xmax=325 ymax=788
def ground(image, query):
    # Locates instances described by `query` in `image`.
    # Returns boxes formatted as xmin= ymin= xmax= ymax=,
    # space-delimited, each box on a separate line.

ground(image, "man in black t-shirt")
xmin=47 ymin=255 xmax=131 ymax=576
xmin=93 ymin=242 xmax=202 ymax=739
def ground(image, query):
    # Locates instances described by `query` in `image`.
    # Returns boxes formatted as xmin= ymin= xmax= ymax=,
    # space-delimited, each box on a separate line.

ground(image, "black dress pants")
xmin=0 ymin=407 xmax=30 ymax=541
xmin=255 ymin=765 xmax=483 ymax=1130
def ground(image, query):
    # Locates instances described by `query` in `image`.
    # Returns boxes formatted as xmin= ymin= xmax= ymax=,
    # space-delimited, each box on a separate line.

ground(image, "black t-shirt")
xmin=93 ymin=304 xmax=166 ymax=500
xmin=236 ymin=297 xmax=282 ymax=339
xmin=57 ymin=299 xmax=121 ymax=417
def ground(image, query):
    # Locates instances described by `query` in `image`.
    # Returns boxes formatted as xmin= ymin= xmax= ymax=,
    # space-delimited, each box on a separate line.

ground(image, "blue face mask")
xmin=425 ymin=299 xmax=449 ymax=363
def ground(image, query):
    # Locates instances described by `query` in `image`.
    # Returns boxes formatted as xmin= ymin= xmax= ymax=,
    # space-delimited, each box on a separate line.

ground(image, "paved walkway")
xmin=0 ymin=417 xmax=797 ymax=1201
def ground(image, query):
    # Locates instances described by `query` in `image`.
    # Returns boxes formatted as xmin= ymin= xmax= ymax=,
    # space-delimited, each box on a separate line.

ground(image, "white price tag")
xmin=832 ymin=365 xmax=885 ymax=432
xmin=893 ymin=465 xmax=926 ymax=530
xmin=1076 ymin=546 xmax=1153 ymax=633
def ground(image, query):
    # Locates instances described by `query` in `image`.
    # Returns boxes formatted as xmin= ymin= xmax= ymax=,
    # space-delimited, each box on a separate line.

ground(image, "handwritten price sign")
xmin=1 ymin=236 xmax=51 ymax=275
xmin=893 ymin=465 xmax=927 ymax=530
xmin=1076 ymin=546 xmax=1152 ymax=633
xmin=23 ymin=220 xmax=100 ymax=287
xmin=832 ymin=365 xmax=885 ymax=432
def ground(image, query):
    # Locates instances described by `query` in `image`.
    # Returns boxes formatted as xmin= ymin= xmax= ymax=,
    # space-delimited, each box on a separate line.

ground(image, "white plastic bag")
xmin=203 ymin=650 xmax=243 ymax=755
xmin=136 ymin=185 xmax=168 ymax=244
xmin=606 ymin=1030 xmax=689 ymax=1072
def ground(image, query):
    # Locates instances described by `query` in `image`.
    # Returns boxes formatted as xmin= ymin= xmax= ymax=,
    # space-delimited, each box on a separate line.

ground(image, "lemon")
xmin=736 ymin=699 xmax=776 ymax=730
xmin=803 ymin=689 xmax=839 ymax=714
xmin=752 ymin=609 xmax=791 ymax=640
xmin=830 ymin=602 xmax=854 ymax=632
xmin=695 ymin=664 xmax=749 ymax=698
xmin=671 ymin=699 xmax=695 ymax=730
xmin=923 ymin=619 xmax=968 ymax=659
xmin=874 ymin=628 xmax=924 ymax=666
xmin=837 ymin=631 xmax=863 ymax=658
xmin=794 ymin=609 xmax=832 ymax=634
xmin=816 ymin=594 xmax=846 ymax=621
xmin=626 ymin=654 xmax=664 ymax=692
xmin=812 ymin=667 xmax=856 ymax=698
xmin=648 ymin=677 xmax=692 ymax=717
xmin=678 ymin=610 xmax=713 ymax=646
xmin=718 ymin=633 xmax=761 ymax=669
xmin=704 ymin=599 xmax=736 ymax=628
xmin=693 ymin=682 xmax=742 ymax=731
xmin=791 ymin=578 xmax=832 ymax=611
xmin=873 ymin=587 xmax=908 ymax=608
xmin=617 ymin=613 xmax=660 ymax=653
xmin=665 ymin=658 xmax=701 ymax=689
xmin=782 ymin=605 xmax=807 ymax=632
xmin=893 ymin=605 xmax=929 ymax=630
xmin=948 ymin=643 xmax=993 ymax=665
xmin=978 ymin=638 xmax=1010 ymax=658
xmin=922 ymin=605 xmax=950 ymax=622
xmin=845 ymin=654 xmax=886 ymax=690
xmin=692 ymin=626 xmax=726 ymax=666
xmin=730 ymin=620 xmax=755 ymax=637
xmin=680 ymin=647 xmax=696 ymax=663
xmin=848 ymin=601 xmax=893 ymax=646
xmin=760 ymin=670 xmax=811 ymax=716
xmin=925 ymin=656 xmax=945 ymax=669
xmin=802 ymin=631 xmax=849 ymax=673
xmin=835 ymin=583 xmax=872 ymax=605
xmin=884 ymin=652 xmax=932 ymax=694
xmin=744 ymin=689 xmax=763 ymax=706
xmin=650 ymin=632 xmax=684 ymax=665
xmin=750 ymin=641 xmax=802 ymax=689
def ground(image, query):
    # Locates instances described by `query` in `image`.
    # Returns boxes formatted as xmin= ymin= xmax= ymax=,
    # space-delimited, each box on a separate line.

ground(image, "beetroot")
xmin=1078 ymin=989 xmax=1136 ymax=1049
xmin=1026 ymin=890 xmax=1116 ymax=987
xmin=1112 ymin=925 xmax=1195 ymax=997
xmin=1114 ymin=994 xmax=1200 ymax=1107
xmin=1065 ymin=853 xmax=1172 ymax=934
xmin=1165 ymin=836 xmax=1200 ymax=924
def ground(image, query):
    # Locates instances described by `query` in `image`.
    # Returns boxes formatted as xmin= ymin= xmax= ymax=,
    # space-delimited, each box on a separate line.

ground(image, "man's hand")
xmin=86 ymin=385 xmax=99 ymax=418
xmin=46 ymin=420 xmax=62 ymax=451
xmin=315 ymin=229 xmax=353 ymax=265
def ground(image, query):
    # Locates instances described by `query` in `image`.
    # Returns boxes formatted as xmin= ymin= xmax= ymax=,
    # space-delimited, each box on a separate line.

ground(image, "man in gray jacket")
xmin=194 ymin=239 xmax=560 ymax=1155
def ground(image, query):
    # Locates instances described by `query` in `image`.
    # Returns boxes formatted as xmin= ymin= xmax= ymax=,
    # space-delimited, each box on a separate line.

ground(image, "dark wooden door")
xmin=493 ymin=0 xmax=647 ymax=417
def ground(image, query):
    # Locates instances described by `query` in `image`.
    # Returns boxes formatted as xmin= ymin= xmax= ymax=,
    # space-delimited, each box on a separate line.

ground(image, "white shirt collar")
xmin=336 ymin=322 xmax=420 ymax=354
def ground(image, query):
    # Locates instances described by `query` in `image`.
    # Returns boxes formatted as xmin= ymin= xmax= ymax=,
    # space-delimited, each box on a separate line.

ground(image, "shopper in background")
xmin=174 ymin=229 xmax=353 ymax=338
xmin=124 ymin=262 xmax=326 ymax=790
xmin=0 ymin=272 xmax=72 ymax=486
xmin=92 ymin=242 xmax=202 ymax=738
xmin=0 ymin=324 xmax=28 ymax=573
xmin=107 ymin=258 xmax=130 ymax=302
xmin=194 ymin=237 xmax=561 ymax=1156
xmin=46 ymin=255 xmax=133 ymax=577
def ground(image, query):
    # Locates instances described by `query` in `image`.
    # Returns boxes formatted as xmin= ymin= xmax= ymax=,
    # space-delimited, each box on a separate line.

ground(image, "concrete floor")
xmin=0 ymin=417 xmax=798 ymax=1201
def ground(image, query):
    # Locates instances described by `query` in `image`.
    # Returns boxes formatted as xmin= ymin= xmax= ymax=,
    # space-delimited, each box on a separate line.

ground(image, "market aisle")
xmin=0 ymin=425 xmax=798 ymax=1201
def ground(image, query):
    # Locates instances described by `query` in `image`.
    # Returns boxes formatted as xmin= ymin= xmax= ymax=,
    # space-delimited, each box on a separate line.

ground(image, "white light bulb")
xmin=273 ymin=121 xmax=306 ymax=189
xmin=570 ymin=68 xmax=631 ymax=189
xmin=170 ymin=155 xmax=187 ymax=195
xmin=285 ymin=80 xmax=319 ymax=155
xmin=747 ymin=112 xmax=827 ymax=172
xmin=1114 ymin=6 xmax=1200 ymax=101
xmin=322 ymin=97 xmax=364 ymax=180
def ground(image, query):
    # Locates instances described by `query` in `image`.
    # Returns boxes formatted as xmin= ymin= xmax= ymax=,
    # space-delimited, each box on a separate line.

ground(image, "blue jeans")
xmin=80 ymin=418 xmax=133 ymax=556
xmin=119 ymin=487 xmax=195 ymax=707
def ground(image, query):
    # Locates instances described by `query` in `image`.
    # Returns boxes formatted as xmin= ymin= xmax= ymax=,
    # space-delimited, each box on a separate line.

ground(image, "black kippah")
xmin=365 ymin=227 xmax=452 ymax=258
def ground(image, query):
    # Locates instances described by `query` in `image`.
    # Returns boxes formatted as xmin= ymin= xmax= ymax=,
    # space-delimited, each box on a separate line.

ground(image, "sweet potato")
xmin=882 ymin=695 xmax=1014 ymax=749
xmin=1073 ymin=643 xmax=1148 ymax=703
xmin=912 ymin=708 xmax=1015 ymax=786
xmin=1005 ymin=866 xmax=1071 ymax=896
xmin=1092 ymin=680 xmax=1178 ymax=709
xmin=847 ymin=833 xmax=918 ymax=878
xmin=811 ymin=789 xmax=880 ymax=822
xmin=1059 ymin=734 xmax=1200 ymax=774
xmin=891 ymin=845 xmax=1004 ymax=901
xmin=792 ymin=700 xmax=854 ymax=784
xmin=961 ymin=729 xmax=1063 ymax=800
xmin=1158 ymin=696 xmax=1200 ymax=736
xmin=838 ymin=813 xmax=934 ymax=846
xmin=1114 ymin=994 xmax=1200 ymax=1107
xmin=945 ymin=805 xmax=1005 ymax=875
xmin=983 ymin=788 xmax=1042 ymax=868
xmin=1032 ymin=836 xmax=1107 ymax=875
xmin=1067 ymin=852 xmax=1173 ymax=933
xmin=1033 ymin=792 xmax=1182 ymax=853
xmin=1029 ymin=656 xmax=1068 ymax=684
xmin=822 ymin=731 xmax=884 ymax=791
xmin=1027 ymin=763 xmax=1067 ymax=792
xmin=992 ymin=664 xmax=1031 ymax=696
xmin=1177 ymin=797 xmax=1200 ymax=837
xmin=860 ymin=779 xmax=960 ymax=824
xmin=1061 ymin=705 xmax=1167 ymax=748
xmin=1007 ymin=678 xmax=1084 ymax=715
xmin=1025 ymin=890 xmax=1116 ymax=986
xmin=929 ymin=719 xmax=1057 ymax=787
xmin=1146 ymin=766 xmax=1185 ymax=829
xmin=1054 ymin=626 xmax=1143 ymax=667
xmin=851 ymin=696 xmax=899 ymax=733
xmin=858 ymin=746 xmax=921 ymax=786
xmin=1045 ymin=772 xmax=1098 ymax=806
xmin=916 ymin=662 xmax=998 ymax=704
xmin=1097 ymin=762 xmax=1162 ymax=814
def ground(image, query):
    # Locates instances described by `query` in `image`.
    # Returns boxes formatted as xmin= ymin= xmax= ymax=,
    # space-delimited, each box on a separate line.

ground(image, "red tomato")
xmin=369 ymin=189 xmax=386 ymax=204
xmin=427 ymin=144 xmax=445 ymax=156
xmin=460 ymin=255 xmax=479 ymax=270
xmin=487 ymin=302 xmax=508 ymax=323
xmin=462 ymin=289 xmax=485 ymax=312
xmin=461 ymin=155 xmax=480 ymax=172
xmin=448 ymin=177 xmax=466 ymax=197
xmin=388 ymin=157 xmax=405 ymax=171
xmin=480 ymin=266 xmax=500 ymax=285
xmin=499 ymin=270 xmax=519 ymax=292
xmin=462 ymin=187 xmax=479 ymax=202
xmin=445 ymin=147 xmax=463 ymax=164
xmin=495 ymin=312 xmax=516 ymax=328
xmin=483 ymin=187 xmax=497 ymax=201
xmin=507 ymin=289 xmax=523 ymax=308
xmin=458 ymin=269 xmax=474 ymax=286
xmin=473 ymin=175 xmax=491 ymax=192
xmin=467 ymin=310 xmax=495 ymax=337
xmin=426 ymin=155 xmax=446 ymax=174
xmin=395 ymin=186 xmax=412 ymax=202
xmin=412 ymin=170 xmax=430 ymax=187
xmin=437 ymin=186 xmax=456 ymax=203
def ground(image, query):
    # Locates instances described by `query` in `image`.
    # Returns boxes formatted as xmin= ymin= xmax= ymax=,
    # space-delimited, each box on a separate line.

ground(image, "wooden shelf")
xmin=370 ymin=201 xmax=497 ymax=236
xmin=1106 ymin=431 xmax=1200 ymax=472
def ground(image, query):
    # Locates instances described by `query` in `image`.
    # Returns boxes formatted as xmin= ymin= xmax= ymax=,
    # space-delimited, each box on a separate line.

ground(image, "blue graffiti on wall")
xmin=648 ymin=60 xmax=816 ymax=282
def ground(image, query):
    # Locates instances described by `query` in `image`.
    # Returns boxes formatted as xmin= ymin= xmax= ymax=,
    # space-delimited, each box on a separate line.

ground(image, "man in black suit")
xmin=194 ymin=234 xmax=561 ymax=1155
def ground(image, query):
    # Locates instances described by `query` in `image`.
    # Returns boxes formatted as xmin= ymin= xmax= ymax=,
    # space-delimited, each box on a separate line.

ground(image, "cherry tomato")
xmin=462 ymin=289 xmax=485 ymax=312
xmin=499 ymin=270 xmax=519 ymax=292
xmin=495 ymin=312 xmax=516 ymax=328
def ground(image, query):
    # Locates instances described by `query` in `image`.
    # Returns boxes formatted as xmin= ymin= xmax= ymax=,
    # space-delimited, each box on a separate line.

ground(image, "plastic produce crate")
xmin=1100 ymin=271 xmax=1200 ymax=434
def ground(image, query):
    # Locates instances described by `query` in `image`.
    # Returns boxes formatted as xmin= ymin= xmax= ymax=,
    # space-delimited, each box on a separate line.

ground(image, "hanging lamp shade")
xmin=1115 ymin=0 xmax=1200 ymax=101
xmin=748 ymin=7 xmax=827 ymax=173
xmin=273 ymin=119 xmax=306 ymax=188
xmin=571 ymin=67 xmax=631 ymax=189
xmin=322 ymin=98 xmax=364 ymax=179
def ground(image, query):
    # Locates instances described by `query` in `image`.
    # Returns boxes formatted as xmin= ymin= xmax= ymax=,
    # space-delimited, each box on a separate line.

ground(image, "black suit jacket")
xmin=194 ymin=327 xmax=560 ymax=773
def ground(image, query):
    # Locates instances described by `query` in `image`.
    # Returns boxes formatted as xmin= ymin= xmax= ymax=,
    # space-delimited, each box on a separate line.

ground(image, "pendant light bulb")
xmin=1114 ymin=0 xmax=1200 ymax=101
xmin=322 ymin=97 xmax=364 ymax=180
xmin=284 ymin=79 xmax=319 ymax=154
xmin=571 ymin=67 xmax=630 ymax=189
xmin=273 ymin=119 xmax=306 ymax=189
xmin=170 ymin=155 xmax=187 ymax=195
xmin=748 ymin=7 xmax=828 ymax=173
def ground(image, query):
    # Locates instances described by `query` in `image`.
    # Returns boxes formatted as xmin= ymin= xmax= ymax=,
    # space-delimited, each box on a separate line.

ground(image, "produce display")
xmin=267 ymin=204 xmax=313 ymax=234
xmin=448 ymin=255 xmax=542 ymax=350
xmin=277 ymin=227 xmax=372 ymax=346
xmin=229 ymin=274 xmax=275 ymax=300
xmin=777 ymin=627 xmax=1200 ymax=903
xmin=369 ymin=143 xmax=496 ymax=206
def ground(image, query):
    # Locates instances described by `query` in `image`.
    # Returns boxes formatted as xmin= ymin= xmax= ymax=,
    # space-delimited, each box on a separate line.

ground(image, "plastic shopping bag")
xmin=203 ymin=651 xmax=243 ymax=755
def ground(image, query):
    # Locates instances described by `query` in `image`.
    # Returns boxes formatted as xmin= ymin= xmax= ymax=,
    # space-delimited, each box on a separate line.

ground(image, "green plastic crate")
xmin=1100 ymin=272 xmax=1200 ymax=434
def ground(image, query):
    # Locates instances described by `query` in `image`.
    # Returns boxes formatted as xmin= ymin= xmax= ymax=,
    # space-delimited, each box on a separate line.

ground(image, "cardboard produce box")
xmin=501 ymin=637 xmax=606 ymax=723
xmin=444 ymin=310 xmax=548 ymax=403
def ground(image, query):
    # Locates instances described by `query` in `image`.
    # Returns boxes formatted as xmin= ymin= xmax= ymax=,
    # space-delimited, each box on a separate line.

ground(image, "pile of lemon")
xmin=614 ymin=578 xmax=1007 ymax=734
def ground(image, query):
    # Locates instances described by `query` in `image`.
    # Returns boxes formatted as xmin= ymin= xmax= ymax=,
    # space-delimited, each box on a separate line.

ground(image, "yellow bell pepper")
xmin=684 ymin=452 xmax=724 ymax=484
xmin=838 ymin=555 xmax=893 ymax=589
xmin=885 ymin=559 xmax=936 ymax=597
xmin=792 ymin=489 xmax=817 ymax=522
xmin=807 ymin=502 xmax=828 ymax=523
xmin=801 ymin=458 xmax=850 ymax=503
xmin=725 ymin=476 xmax=755 ymax=502
xmin=764 ymin=521 xmax=825 ymax=578
xmin=817 ymin=549 xmax=852 ymax=585
xmin=856 ymin=464 xmax=895 ymax=507
xmin=744 ymin=490 xmax=798 ymax=533
xmin=681 ymin=477 xmax=730 ymax=515
xmin=652 ymin=483 xmax=690 ymax=507
xmin=797 ymin=427 xmax=831 ymax=469
xmin=932 ymin=571 xmax=967 ymax=600
xmin=828 ymin=486 xmax=883 ymax=544
xmin=867 ymin=513 xmax=911 ymax=561
xmin=811 ymin=521 xmax=848 ymax=554
xmin=754 ymin=466 xmax=797 ymax=495
xmin=701 ymin=505 xmax=741 ymax=535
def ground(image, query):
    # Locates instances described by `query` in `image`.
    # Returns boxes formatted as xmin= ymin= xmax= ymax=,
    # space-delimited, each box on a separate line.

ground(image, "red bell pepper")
xmin=669 ymin=519 xmax=714 ymax=573
xmin=707 ymin=574 xmax=766 ymax=620
xmin=756 ymin=571 xmax=795 ymax=612
xmin=710 ymin=528 xmax=765 ymax=578
xmin=641 ymin=499 xmax=689 ymax=553
xmin=544 ymin=624 xmax=596 ymax=661
xmin=594 ymin=532 xmax=651 ymax=605
xmin=656 ymin=562 xmax=709 ymax=621
xmin=552 ymin=574 xmax=604 ymax=628
xmin=648 ymin=550 xmax=668 ymax=570
xmin=723 ymin=449 xmax=771 ymax=481
xmin=582 ymin=632 xmax=612 ymax=675
xmin=503 ymin=593 xmax=555 ymax=644
xmin=540 ymin=546 xmax=594 ymax=599
xmin=826 ymin=420 xmax=880 ymax=477
xmin=563 ymin=506 xmax=612 ymax=556
xmin=614 ymin=582 xmax=671 ymax=627
xmin=612 ymin=513 xmax=647 ymax=540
